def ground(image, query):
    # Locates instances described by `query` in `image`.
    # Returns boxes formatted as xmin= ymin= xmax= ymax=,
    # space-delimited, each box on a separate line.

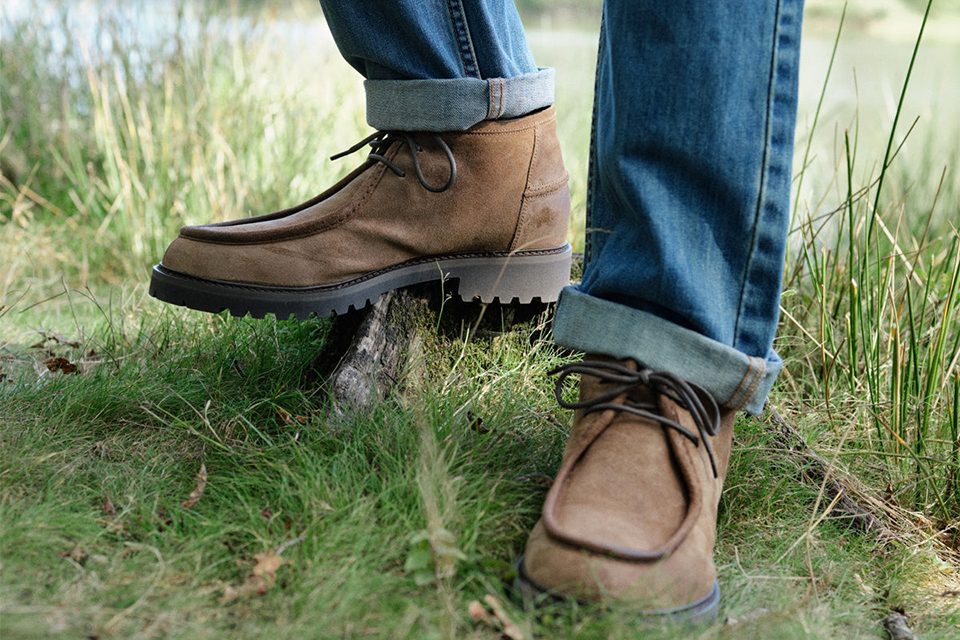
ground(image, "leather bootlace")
xmin=550 ymin=360 xmax=721 ymax=477
xmin=540 ymin=359 xmax=722 ymax=561
xmin=330 ymin=131 xmax=457 ymax=193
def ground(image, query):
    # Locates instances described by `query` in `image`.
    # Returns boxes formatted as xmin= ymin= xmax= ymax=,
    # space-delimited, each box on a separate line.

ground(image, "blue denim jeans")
xmin=319 ymin=0 xmax=804 ymax=414
xmin=318 ymin=1 xmax=554 ymax=131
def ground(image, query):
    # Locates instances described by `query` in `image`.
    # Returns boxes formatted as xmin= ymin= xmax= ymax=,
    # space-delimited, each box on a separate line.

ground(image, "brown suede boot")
xmin=150 ymin=107 xmax=571 ymax=319
xmin=519 ymin=356 xmax=734 ymax=621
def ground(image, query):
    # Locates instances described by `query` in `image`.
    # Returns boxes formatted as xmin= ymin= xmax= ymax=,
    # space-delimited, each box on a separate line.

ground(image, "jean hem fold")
xmin=552 ymin=287 xmax=780 ymax=415
xmin=364 ymin=68 xmax=554 ymax=131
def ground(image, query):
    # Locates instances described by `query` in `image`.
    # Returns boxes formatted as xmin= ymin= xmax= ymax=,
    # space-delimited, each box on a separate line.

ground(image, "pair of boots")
xmin=151 ymin=107 xmax=734 ymax=620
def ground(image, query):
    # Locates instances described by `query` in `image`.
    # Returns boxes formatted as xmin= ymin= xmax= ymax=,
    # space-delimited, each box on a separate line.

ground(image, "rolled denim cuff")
xmin=364 ymin=68 xmax=554 ymax=131
xmin=552 ymin=287 xmax=781 ymax=415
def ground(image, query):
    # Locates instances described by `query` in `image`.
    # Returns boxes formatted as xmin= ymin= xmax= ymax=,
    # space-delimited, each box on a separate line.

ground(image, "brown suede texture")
xmin=160 ymin=107 xmax=570 ymax=287
xmin=523 ymin=357 xmax=735 ymax=608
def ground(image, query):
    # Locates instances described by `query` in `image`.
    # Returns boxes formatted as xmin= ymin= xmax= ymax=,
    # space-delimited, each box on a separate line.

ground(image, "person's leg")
xmin=318 ymin=1 xmax=554 ymax=130
xmin=555 ymin=0 xmax=804 ymax=415
xmin=521 ymin=0 xmax=804 ymax=617
xmin=151 ymin=2 xmax=571 ymax=319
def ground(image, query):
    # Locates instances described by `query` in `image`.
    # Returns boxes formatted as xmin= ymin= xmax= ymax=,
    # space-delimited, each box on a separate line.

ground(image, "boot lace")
xmin=330 ymin=131 xmax=457 ymax=193
xmin=550 ymin=360 xmax=721 ymax=477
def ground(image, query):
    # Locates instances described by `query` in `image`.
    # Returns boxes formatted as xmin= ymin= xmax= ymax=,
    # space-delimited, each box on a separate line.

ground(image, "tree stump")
xmin=315 ymin=282 xmax=552 ymax=415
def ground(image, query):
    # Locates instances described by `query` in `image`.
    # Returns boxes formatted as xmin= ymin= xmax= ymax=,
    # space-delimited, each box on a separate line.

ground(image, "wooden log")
xmin=319 ymin=288 xmax=430 ymax=415
xmin=317 ymin=283 xmax=552 ymax=414
xmin=767 ymin=407 xmax=893 ymax=536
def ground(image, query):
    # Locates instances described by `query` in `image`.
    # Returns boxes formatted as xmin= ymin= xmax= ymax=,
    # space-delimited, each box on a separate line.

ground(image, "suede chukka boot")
xmin=150 ymin=107 xmax=571 ymax=319
xmin=519 ymin=356 xmax=735 ymax=621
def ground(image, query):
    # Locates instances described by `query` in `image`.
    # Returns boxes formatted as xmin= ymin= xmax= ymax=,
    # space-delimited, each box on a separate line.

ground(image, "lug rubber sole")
xmin=514 ymin=555 xmax=720 ymax=623
xmin=149 ymin=244 xmax=573 ymax=319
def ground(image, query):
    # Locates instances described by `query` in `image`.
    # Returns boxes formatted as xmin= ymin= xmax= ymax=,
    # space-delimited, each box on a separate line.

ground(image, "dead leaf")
xmin=276 ymin=406 xmax=309 ymax=425
xmin=44 ymin=357 xmax=78 ymax=374
xmin=221 ymin=551 xmax=286 ymax=603
xmin=59 ymin=546 xmax=87 ymax=565
xmin=181 ymin=464 xmax=207 ymax=509
xmin=469 ymin=596 xmax=525 ymax=639
xmin=220 ymin=535 xmax=304 ymax=604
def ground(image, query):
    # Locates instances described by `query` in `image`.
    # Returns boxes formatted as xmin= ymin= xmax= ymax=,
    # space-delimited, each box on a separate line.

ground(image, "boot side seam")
xmin=509 ymin=183 xmax=570 ymax=253
xmin=525 ymin=174 xmax=569 ymax=196
xmin=509 ymin=124 xmax=543 ymax=252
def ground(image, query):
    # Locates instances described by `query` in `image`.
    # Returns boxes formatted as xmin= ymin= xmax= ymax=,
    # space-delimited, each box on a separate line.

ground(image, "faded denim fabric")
xmin=319 ymin=0 xmax=804 ymax=413
xmin=318 ymin=1 xmax=554 ymax=130
xmin=556 ymin=0 xmax=804 ymax=414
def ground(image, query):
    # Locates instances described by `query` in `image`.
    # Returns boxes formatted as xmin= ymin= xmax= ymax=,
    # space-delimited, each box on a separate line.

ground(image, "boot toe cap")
xmin=521 ymin=519 xmax=717 ymax=610
xmin=160 ymin=234 xmax=274 ymax=285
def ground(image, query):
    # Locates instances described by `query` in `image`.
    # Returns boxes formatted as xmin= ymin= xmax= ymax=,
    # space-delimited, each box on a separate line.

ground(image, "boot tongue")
xmin=563 ymin=356 xmax=659 ymax=462
xmin=551 ymin=355 xmax=691 ymax=559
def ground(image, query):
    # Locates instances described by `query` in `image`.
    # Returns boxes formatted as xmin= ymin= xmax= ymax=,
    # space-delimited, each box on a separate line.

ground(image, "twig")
xmin=275 ymin=533 xmax=307 ymax=556
xmin=767 ymin=408 xmax=890 ymax=536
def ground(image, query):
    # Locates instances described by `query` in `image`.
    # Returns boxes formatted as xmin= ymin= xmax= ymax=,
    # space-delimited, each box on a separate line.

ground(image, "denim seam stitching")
xmin=726 ymin=357 xmax=764 ymax=409
xmin=445 ymin=0 xmax=481 ymax=79
xmin=731 ymin=0 xmax=783 ymax=353
xmin=738 ymin=358 xmax=766 ymax=409
xmin=742 ymin=357 xmax=766 ymax=408
xmin=584 ymin=12 xmax=606 ymax=267
xmin=498 ymin=78 xmax=505 ymax=117
xmin=725 ymin=367 xmax=756 ymax=409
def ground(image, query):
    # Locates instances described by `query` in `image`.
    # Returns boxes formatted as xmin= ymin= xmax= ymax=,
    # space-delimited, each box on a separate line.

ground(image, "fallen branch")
xmin=767 ymin=408 xmax=892 ymax=536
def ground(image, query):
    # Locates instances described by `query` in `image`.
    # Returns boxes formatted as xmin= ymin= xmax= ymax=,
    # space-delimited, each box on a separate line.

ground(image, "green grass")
xmin=2 ymin=306 xmax=955 ymax=638
xmin=2 ymin=1 xmax=959 ymax=638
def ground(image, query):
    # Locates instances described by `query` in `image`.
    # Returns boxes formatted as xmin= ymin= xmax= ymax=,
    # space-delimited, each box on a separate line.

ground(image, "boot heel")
xmin=450 ymin=245 xmax=573 ymax=304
